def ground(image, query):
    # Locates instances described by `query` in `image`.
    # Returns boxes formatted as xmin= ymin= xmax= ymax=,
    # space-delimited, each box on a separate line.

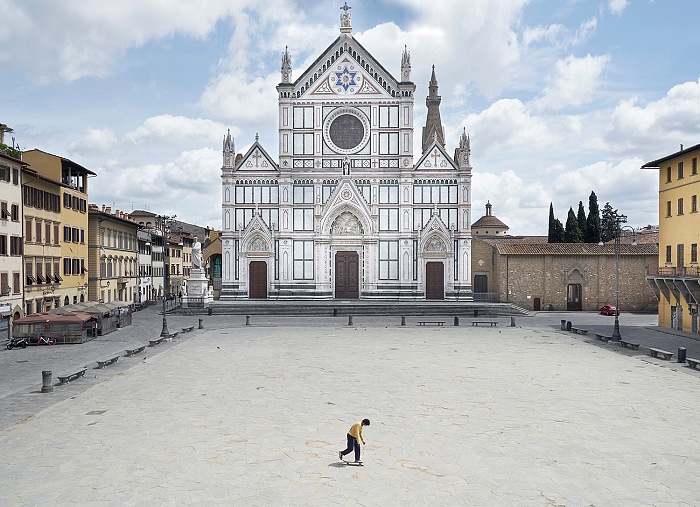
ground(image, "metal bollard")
xmin=199 ymin=318 xmax=204 ymax=329
xmin=678 ymin=347 xmax=687 ymax=363
xmin=454 ymin=316 xmax=459 ymax=326
xmin=41 ymin=370 xmax=53 ymax=393
xmin=246 ymin=315 xmax=250 ymax=326
xmin=333 ymin=308 xmax=338 ymax=316
xmin=208 ymin=307 xmax=212 ymax=316
xmin=510 ymin=317 xmax=515 ymax=327
xmin=566 ymin=321 xmax=572 ymax=331
xmin=401 ymin=316 xmax=406 ymax=326
xmin=348 ymin=315 xmax=353 ymax=326
xmin=560 ymin=319 xmax=567 ymax=331
xmin=474 ymin=309 xmax=479 ymax=317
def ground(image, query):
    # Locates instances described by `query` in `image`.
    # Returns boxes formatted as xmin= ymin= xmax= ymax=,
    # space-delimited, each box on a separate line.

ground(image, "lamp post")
xmin=611 ymin=214 xmax=636 ymax=341
xmin=156 ymin=214 xmax=176 ymax=338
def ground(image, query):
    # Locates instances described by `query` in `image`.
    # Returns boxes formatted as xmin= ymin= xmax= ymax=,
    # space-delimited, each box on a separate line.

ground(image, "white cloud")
xmin=123 ymin=115 xmax=230 ymax=145
xmin=0 ymin=0 xmax=245 ymax=82
xmin=609 ymin=0 xmax=629 ymax=15
xmin=68 ymin=128 xmax=118 ymax=156
xmin=534 ymin=54 xmax=610 ymax=110
xmin=522 ymin=24 xmax=566 ymax=47
xmin=607 ymin=78 xmax=700 ymax=156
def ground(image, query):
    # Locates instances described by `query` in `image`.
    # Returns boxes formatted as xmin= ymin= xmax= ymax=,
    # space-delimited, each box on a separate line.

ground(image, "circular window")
xmin=329 ymin=114 xmax=364 ymax=150
xmin=323 ymin=108 xmax=370 ymax=155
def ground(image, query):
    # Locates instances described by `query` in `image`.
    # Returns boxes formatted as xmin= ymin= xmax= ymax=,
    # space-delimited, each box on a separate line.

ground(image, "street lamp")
xmin=156 ymin=214 xmax=176 ymax=338
xmin=611 ymin=213 xmax=636 ymax=341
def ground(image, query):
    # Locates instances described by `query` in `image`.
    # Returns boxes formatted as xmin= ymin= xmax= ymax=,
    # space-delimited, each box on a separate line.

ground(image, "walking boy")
xmin=339 ymin=419 xmax=370 ymax=462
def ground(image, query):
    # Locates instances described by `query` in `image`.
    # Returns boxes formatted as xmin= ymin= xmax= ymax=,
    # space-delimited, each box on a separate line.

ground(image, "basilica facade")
xmin=220 ymin=7 xmax=473 ymax=300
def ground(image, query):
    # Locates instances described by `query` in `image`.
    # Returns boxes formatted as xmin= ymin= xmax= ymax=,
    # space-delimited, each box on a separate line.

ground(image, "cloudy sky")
xmin=2 ymin=0 xmax=699 ymax=234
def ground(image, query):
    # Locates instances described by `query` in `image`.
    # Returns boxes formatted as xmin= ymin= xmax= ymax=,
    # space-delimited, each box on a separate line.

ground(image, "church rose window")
xmin=323 ymin=107 xmax=370 ymax=155
xmin=329 ymin=114 xmax=364 ymax=150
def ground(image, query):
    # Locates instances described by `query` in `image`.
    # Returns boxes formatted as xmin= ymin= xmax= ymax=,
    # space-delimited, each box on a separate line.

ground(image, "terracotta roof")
xmin=491 ymin=242 xmax=657 ymax=256
xmin=475 ymin=236 xmax=548 ymax=246
xmin=471 ymin=215 xmax=509 ymax=229
xmin=641 ymin=141 xmax=700 ymax=168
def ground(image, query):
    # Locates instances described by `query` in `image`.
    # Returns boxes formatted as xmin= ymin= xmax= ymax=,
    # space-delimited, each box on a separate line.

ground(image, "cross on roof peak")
xmin=340 ymin=2 xmax=351 ymax=12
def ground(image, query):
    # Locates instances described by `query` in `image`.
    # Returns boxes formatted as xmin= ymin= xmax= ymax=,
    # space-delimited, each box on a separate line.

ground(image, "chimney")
xmin=105 ymin=206 xmax=111 ymax=214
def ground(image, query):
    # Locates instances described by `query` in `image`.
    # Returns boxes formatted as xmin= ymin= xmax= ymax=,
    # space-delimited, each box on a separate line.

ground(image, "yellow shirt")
xmin=348 ymin=422 xmax=365 ymax=444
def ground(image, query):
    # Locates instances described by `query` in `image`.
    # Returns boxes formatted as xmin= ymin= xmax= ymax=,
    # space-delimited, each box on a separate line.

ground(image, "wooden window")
xmin=1 ymin=273 xmax=8 ymax=294
xmin=665 ymin=245 xmax=672 ymax=263
xmin=10 ymin=236 xmax=22 ymax=256
xmin=692 ymin=195 xmax=697 ymax=213
xmin=678 ymin=198 xmax=684 ymax=215
xmin=13 ymin=272 xmax=20 ymax=293
xmin=678 ymin=162 xmax=684 ymax=179
xmin=0 ymin=235 xmax=6 ymax=255
xmin=25 ymin=219 xmax=32 ymax=242
xmin=54 ymin=224 xmax=59 ymax=244
xmin=692 ymin=157 xmax=698 ymax=175
xmin=0 ymin=201 xmax=9 ymax=219
xmin=64 ymin=257 xmax=71 ymax=275
xmin=35 ymin=221 xmax=42 ymax=243
xmin=666 ymin=167 xmax=672 ymax=183
xmin=666 ymin=201 xmax=672 ymax=217
xmin=11 ymin=204 xmax=19 ymax=221
xmin=692 ymin=244 xmax=698 ymax=264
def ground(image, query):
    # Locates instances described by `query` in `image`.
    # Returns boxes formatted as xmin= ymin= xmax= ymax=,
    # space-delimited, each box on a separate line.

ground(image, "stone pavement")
xmin=1 ymin=310 xmax=699 ymax=505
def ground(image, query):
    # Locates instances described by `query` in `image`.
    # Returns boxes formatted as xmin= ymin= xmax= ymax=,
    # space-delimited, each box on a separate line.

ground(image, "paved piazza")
xmin=1 ymin=312 xmax=699 ymax=505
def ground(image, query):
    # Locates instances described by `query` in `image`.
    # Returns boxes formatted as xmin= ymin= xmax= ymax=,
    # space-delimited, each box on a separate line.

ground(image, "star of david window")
xmin=335 ymin=68 xmax=358 ymax=92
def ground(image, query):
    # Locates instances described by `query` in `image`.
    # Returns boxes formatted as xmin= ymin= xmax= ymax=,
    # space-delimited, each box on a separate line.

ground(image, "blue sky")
xmin=1 ymin=0 xmax=699 ymax=234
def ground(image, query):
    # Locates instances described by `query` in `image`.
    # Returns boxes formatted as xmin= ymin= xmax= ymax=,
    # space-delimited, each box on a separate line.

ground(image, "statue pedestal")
xmin=182 ymin=268 xmax=213 ymax=308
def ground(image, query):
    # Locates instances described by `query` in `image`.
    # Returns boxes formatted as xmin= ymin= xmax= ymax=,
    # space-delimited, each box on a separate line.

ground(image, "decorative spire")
xmin=485 ymin=201 xmax=492 ymax=216
xmin=456 ymin=128 xmax=471 ymax=168
xmin=340 ymin=2 xmax=352 ymax=34
xmin=422 ymin=65 xmax=445 ymax=153
xmin=401 ymin=45 xmax=411 ymax=82
xmin=223 ymin=129 xmax=235 ymax=169
xmin=281 ymin=45 xmax=292 ymax=83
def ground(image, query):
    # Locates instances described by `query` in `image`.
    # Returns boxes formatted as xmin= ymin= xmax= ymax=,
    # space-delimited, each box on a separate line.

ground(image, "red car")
xmin=599 ymin=305 xmax=620 ymax=316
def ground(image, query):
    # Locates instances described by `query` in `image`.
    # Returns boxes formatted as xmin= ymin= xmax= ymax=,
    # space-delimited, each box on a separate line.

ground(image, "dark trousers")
xmin=340 ymin=434 xmax=360 ymax=461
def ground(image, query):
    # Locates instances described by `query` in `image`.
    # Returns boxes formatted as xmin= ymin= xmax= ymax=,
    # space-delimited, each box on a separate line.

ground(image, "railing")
xmin=647 ymin=266 xmax=700 ymax=277
xmin=473 ymin=292 xmax=500 ymax=302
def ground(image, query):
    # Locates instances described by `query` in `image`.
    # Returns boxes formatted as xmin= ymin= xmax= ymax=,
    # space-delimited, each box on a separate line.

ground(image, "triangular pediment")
xmin=236 ymin=142 xmax=278 ymax=172
xmin=320 ymin=179 xmax=373 ymax=234
xmin=414 ymin=141 xmax=458 ymax=171
xmin=419 ymin=213 xmax=451 ymax=253
xmin=294 ymin=35 xmax=402 ymax=100
xmin=241 ymin=213 xmax=273 ymax=249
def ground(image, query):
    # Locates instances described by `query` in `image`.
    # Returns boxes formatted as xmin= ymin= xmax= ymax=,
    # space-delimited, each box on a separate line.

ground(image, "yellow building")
xmin=21 ymin=167 xmax=64 ymax=313
xmin=166 ymin=236 xmax=184 ymax=298
xmin=203 ymin=229 xmax=222 ymax=298
xmin=23 ymin=150 xmax=95 ymax=307
xmin=642 ymin=143 xmax=700 ymax=333
xmin=88 ymin=205 xmax=139 ymax=304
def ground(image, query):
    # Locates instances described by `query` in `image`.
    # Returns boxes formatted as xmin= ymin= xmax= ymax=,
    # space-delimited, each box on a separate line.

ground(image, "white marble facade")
xmin=220 ymin=7 xmax=472 ymax=300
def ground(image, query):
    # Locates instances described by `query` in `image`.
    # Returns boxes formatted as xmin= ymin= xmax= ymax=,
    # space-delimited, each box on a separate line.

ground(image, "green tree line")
xmin=548 ymin=192 xmax=618 ymax=243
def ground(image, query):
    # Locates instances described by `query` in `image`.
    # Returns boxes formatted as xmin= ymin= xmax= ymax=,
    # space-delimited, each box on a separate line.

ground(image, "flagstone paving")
xmin=1 ymin=313 xmax=699 ymax=505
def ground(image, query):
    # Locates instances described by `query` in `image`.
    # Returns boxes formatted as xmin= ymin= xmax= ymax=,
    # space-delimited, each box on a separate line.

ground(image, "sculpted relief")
xmin=331 ymin=212 xmax=363 ymax=235
xmin=425 ymin=236 xmax=447 ymax=252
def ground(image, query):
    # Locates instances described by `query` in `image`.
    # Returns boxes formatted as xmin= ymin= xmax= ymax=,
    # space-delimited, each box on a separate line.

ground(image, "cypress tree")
xmin=564 ymin=207 xmax=583 ymax=242
xmin=577 ymin=201 xmax=587 ymax=238
xmin=548 ymin=203 xmax=556 ymax=243
xmin=601 ymin=202 xmax=616 ymax=243
xmin=586 ymin=191 xmax=601 ymax=243
xmin=553 ymin=218 xmax=565 ymax=243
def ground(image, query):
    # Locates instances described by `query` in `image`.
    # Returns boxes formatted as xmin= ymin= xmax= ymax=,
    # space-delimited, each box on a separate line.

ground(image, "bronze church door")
xmin=335 ymin=251 xmax=359 ymax=299
xmin=425 ymin=262 xmax=444 ymax=300
xmin=249 ymin=261 xmax=267 ymax=299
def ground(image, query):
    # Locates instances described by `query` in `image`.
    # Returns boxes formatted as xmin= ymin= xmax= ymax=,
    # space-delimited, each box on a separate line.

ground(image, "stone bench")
xmin=570 ymin=327 xmax=588 ymax=334
xmin=472 ymin=321 xmax=498 ymax=327
xmin=125 ymin=345 xmax=146 ymax=357
xmin=182 ymin=326 xmax=195 ymax=333
xmin=149 ymin=337 xmax=165 ymax=347
xmin=686 ymin=358 xmax=700 ymax=370
xmin=649 ymin=347 xmax=674 ymax=360
xmin=618 ymin=339 xmax=640 ymax=350
xmin=594 ymin=334 xmax=611 ymax=342
xmin=57 ymin=368 xmax=87 ymax=385
xmin=97 ymin=356 xmax=119 ymax=369
xmin=418 ymin=321 xmax=444 ymax=326
xmin=169 ymin=331 xmax=180 ymax=339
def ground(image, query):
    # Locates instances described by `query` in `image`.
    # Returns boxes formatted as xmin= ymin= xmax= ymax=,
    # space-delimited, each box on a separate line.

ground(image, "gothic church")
xmin=220 ymin=5 xmax=473 ymax=300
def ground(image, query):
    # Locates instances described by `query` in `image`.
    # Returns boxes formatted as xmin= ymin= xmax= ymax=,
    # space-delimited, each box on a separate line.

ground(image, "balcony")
xmin=645 ymin=266 xmax=700 ymax=305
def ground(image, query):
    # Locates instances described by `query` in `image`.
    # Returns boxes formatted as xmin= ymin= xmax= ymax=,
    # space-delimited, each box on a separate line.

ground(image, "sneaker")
xmin=339 ymin=451 xmax=343 ymax=461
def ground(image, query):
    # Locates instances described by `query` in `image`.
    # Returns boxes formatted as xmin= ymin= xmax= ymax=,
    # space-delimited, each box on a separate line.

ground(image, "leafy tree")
xmin=564 ymin=207 xmax=583 ymax=242
xmin=600 ymin=202 xmax=617 ymax=243
xmin=585 ymin=191 xmax=601 ymax=243
xmin=577 ymin=201 xmax=587 ymax=238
